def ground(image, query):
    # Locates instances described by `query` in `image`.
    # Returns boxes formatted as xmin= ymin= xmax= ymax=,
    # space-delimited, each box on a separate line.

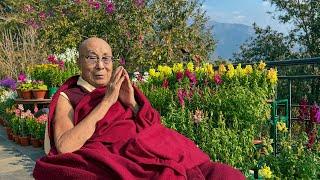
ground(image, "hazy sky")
xmin=202 ymin=0 xmax=291 ymax=33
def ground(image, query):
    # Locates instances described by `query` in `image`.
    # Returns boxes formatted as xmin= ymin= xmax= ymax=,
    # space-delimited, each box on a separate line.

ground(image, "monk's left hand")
xmin=119 ymin=68 xmax=137 ymax=109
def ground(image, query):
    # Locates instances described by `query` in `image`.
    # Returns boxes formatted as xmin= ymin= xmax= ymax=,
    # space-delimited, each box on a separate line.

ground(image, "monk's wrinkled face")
xmin=78 ymin=38 xmax=113 ymax=87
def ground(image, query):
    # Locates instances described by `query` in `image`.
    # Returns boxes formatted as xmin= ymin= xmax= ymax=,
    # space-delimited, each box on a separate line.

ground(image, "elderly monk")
xmin=33 ymin=37 xmax=245 ymax=180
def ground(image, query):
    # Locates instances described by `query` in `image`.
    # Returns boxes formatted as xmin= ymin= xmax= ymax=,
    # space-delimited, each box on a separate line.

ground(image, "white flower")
xmin=57 ymin=48 xmax=79 ymax=63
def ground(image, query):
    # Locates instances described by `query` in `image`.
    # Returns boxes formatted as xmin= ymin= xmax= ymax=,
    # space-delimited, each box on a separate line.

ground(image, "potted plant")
xmin=18 ymin=82 xmax=33 ymax=99
xmin=27 ymin=118 xmax=41 ymax=148
xmin=36 ymin=114 xmax=47 ymax=147
xmin=32 ymin=80 xmax=48 ymax=99
xmin=11 ymin=116 xmax=20 ymax=144
xmin=18 ymin=117 xmax=30 ymax=146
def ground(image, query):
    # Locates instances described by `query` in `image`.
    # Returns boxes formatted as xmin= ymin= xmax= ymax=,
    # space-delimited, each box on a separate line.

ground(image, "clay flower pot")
xmin=30 ymin=137 xmax=41 ymax=148
xmin=5 ymin=127 xmax=12 ymax=140
xmin=13 ymin=134 xmax=20 ymax=144
xmin=21 ymin=90 xmax=32 ymax=99
xmin=19 ymin=136 xmax=30 ymax=146
xmin=32 ymin=90 xmax=47 ymax=99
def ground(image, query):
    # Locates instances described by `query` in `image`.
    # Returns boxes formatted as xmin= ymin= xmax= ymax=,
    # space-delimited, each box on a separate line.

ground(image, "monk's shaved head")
xmin=78 ymin=37 xmax=112 ymax=58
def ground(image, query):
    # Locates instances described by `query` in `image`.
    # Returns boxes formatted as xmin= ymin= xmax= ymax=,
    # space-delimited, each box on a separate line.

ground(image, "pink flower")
xmin=58 ymin=60 xmax=65 ymax=68
xmin=23 ymin=4 xmax=34 ymax=13
xmin=18 ymin=73 xmax=27 ymax=82
xmin=184 ymin=70 xmax=197 ymax=86
xmin=162 ymin=79 xmax=169 ymax=88
xmin=38 ymin=11 xmax=47 ymax=21
xmin=105 ymin=2 xmax=115 ymax=14
xmin=15 ymin=109 xmax=21 ymax=117
xmin=214 ymin=74 xmax=223 ymax=85
xmin=37 ymin=114 xmax=48 ymax=124
xmin=89 ymin=1 xmax=101 ymax=9
xmin=34 ymin=106 xmax=39 ymax=113
xmin=135 ymin=0 xmax=145 ymax=8
xmin=73 ymin=0 xmax=81 ymax=4
xmin=178 ymin=88 xmax=186 ymax=108
xmin=119 ymin=57 xmax=126 ymax=65
xmin=47 ymin=54 xmax=57 ymax=63
xmin=176 ymin=72 xmax=184 ymax=82
xmin=316 ymin=110 xmax=320 ymax=124
xmin=298 ymin=98 xmax=309 ymax=121
xmin=310 ymin=104 xmax=318 ymax=123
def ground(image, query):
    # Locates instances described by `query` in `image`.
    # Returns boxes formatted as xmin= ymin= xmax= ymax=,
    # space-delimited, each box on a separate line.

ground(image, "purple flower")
xmin=105 ymin=2 xmax=115 ymax=14
xmin=119 ymin=56 xmax=126 ymax=65
xmin=135 ymin=0 xmax=145 ymax=8
xmin=316 ymin=109 xmax=320 ymax=124
xmin=0 ymin=77 xmax=16 ymax=90
xmin=89 ymin=1 xmax=101 ymax=10
xmin=310 ymin=104 xmax=318 ymax=123
xmin=214 ymin=74 xmax=223 ymax=85
xmin=18 ymin=73 xmax=27 ymax=83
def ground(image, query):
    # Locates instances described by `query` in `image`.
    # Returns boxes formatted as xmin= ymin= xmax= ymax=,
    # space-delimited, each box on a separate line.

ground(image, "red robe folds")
xmin=33 ymin=76 xmax=245 ymax=180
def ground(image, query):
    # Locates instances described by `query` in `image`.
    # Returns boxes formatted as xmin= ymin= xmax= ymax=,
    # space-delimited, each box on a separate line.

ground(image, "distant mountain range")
xmin=210 ymin=21 xmax=255 ymax=60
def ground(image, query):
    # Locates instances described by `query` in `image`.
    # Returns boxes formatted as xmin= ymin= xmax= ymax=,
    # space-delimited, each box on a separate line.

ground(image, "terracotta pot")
xmin=16 ymin=89 xmax=23 ymax=98
xmin=39 ymin=139 xmax=44 ymax=146
xmin=19 ymin=136 xmax=30 ymax=146
xmin=31 ymin=138 xmax=41 ymax=148
xmin=32 ymin=90 xmax=47 ymax=99
xmin=5 ymin=127 xmax=12 ymax=139
xmin=0 ymin=118 xmax=4 ymax=126
xmin=13 ymin=134 xmax=20 ymax=144
xmin=22 ymin=90 xmax=32 ymax=99
xmin=8 ymin=132 xmax=13 ymax=141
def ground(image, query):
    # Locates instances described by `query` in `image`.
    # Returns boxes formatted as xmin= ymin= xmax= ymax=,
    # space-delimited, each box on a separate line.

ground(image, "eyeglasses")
xmin=84 ymin=55 xmax=114 ymax=65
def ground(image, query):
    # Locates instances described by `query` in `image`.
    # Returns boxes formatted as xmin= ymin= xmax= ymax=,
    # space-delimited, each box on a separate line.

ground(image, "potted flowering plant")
xmin=18 ymin=81 xmax=33 ymax=99
xmin=36 ymin=114 xmax=47 ymax=146
xmin=15 ymin=73 xmax=27 ymax=98
xmin=26 ymin=116 xmax=41 ymax=147
xmin=32 ymin=80 xmax=48 ymax=99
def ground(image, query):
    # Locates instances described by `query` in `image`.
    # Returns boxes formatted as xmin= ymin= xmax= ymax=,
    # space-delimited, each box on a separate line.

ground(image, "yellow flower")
xmin=187 ymin=62 xmax=194 ymax=72
xmin=204 ymin=63 xmax=214 ymax=75
xmin=235 ymin=64 xmax=245 ymax=77
xmin=267 ymin=68 xmax=278 ymax=84
xmin=258 ymin=61 xmax=266 ymax=70
xmin=218 ymin=64 xmax=227 ymax=74
xmin=172 ymin=63 xmax=184 ymax=73
xmin=277 ymin=122 xmax=288 ymax=133
xmin=162 ymin=65 xmax=172 ymax=76
xmin=226 ymin=64 xmax=235 ymax=78
xmin=259 ymin=164 xmax=272 ymax=179
xmin=244 ymin=65 xmax=253 ymax=74
xmin=149 ymin=68 xmax=156 ymax=77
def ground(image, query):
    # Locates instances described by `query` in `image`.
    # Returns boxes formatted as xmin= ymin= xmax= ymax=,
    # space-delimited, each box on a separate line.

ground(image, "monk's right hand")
xmin=103 ymin=66 xmax=125 ymax=105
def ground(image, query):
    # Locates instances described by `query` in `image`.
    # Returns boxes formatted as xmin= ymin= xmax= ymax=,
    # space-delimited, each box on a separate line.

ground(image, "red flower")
xmin=176 ymin=72 xmax=184 ymax=82
xmin=162 ymin=79 xmax=169 ymax=88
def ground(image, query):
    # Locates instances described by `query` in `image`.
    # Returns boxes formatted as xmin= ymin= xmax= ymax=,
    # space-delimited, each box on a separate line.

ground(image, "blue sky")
xmin=202 ymin=0 xmax=291 ymax=33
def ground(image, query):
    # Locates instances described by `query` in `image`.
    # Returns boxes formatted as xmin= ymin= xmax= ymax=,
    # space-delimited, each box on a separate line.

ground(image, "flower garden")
xmin=0 ymin=0 xmax=319 ymax=179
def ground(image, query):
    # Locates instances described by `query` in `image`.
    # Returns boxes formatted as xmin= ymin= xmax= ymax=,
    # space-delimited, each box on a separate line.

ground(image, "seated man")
xmin=33 ymin=37 xmax=245 ymax=180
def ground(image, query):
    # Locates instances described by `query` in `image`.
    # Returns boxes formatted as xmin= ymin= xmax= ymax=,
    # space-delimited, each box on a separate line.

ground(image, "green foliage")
xmin=18 ymin=82 xmax=33 ymax=91
xmin=18 ymin=118 xmax=29 ymax=137
xmin=11 ymin=116 xmax=20 ymax=135
xmin=138 ymin=62 xmax=275 ymax=173
xmin=5 ymin=0 xmax=215 ymax=72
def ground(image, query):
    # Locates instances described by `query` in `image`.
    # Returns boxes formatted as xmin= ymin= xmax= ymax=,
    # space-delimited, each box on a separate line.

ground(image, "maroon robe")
xmin=33 ymin=75 xmax=245 ymax=180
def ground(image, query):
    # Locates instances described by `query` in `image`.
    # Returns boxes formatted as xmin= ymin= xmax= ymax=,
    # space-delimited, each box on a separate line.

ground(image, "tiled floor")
xmin=0 ymin=125 xmax=45 ymax=180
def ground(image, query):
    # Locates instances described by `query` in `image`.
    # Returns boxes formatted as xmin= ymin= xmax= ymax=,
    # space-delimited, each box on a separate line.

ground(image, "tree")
xmin=2 ymin=0 xmax=215 ymax=72
xmin=233 ymin=23 xmax=294 ymax=62
xmin=269 ymin=0 xmax=320 ymax=57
